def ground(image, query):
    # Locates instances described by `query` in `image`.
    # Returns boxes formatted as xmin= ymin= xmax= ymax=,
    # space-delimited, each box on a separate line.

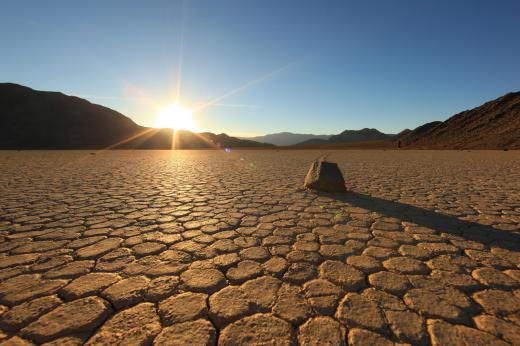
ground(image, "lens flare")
xmin=155 ymin=104 xmax=198 ymax=132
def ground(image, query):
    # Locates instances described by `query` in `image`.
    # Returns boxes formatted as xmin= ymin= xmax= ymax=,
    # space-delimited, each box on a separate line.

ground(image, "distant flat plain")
xmin=1 ymin=150 xmax=519 ymax=345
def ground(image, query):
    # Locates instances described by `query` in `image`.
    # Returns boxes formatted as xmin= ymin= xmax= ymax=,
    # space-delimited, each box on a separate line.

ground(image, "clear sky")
xmin=1 ymin=1 xmax=519 ymax=136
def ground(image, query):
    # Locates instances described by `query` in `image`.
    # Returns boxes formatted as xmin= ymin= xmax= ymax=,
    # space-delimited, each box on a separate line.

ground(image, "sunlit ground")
xmin=1 ymin=150 xmax=519 ymax=344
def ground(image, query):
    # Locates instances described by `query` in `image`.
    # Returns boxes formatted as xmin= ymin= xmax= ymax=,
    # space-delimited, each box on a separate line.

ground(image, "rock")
xmin=219 ymin=313 xmax=295 ymax=345
xmin=153 ymin=319 xmax=216 ymax=346
xmin=85 ymin=302 xmax=161 ymax=345
xmin=304 ymin=160 xmax=346 ymax=193
xmin=20 ymin=297 xmax=111 ymax=343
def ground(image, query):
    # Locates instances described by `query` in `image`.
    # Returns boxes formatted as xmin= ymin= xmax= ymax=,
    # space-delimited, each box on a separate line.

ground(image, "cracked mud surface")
xmin=0 ymin=149 xmax=520 ymax=345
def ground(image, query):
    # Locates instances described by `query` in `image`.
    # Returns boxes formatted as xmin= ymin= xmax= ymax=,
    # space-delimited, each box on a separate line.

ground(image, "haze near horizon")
xmin=1 ymin=0 xmax=519 ymax=136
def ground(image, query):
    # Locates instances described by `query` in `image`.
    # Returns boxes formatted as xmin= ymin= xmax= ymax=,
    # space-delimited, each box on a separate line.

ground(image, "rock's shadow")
xmin=329 ymin=191 xmax=520 ymax=252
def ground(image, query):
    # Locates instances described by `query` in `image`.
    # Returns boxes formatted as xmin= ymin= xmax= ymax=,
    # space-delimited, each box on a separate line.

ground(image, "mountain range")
xmin=0 ymin=83 xmax=272 ymax=149
xmin=1 ymin=83 xmax=518 ymax=150
xmin=292 ymin=91 xmax=520 ymax=149
xmin=240 ymin=132 xmax=331 ymax=146
xmin=296 ymin=128 xmax=393 ymax=145
xmin=397 ymin=92 xmax=520 ymax=149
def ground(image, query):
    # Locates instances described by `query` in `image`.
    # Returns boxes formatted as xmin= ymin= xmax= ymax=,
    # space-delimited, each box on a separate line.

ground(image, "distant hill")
xmin=297 ymin=128 xmax=392 ymax=145
xmin=0 ymin=83 xmax=272 ymax=149
xmin=241 ymin=132 xmax=331 ymax=146
xmin=173 ymin=131 xmax=274 ymax=149
xmin=401 ymin=92 xmax=520 ymax=149
xmin=395 ymin=121 xmax=442 ymax=146
xmin=296 ymin=138 xmax=329 ymax=145
xmin=3 ymin=83 xmax=518 ymax=150
xmin=294 ymin=91 xmax=520 ymax=150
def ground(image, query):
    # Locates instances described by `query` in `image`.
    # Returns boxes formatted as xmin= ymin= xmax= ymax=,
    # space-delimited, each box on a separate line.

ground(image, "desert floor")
xmin=1 ymin=150 xmax=520 ymax=345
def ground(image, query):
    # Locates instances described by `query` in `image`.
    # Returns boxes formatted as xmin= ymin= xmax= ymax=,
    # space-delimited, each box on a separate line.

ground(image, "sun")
xmin=154 ymin=104 xmax=199 ymax=132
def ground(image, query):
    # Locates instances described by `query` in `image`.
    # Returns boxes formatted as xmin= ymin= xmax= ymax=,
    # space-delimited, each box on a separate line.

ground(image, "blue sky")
xmin=1 ymin=1 xmax=519 ymax=136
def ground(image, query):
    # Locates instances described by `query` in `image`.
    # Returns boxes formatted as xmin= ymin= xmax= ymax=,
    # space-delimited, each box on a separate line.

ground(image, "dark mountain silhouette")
xmin=294 ymin=91 xmax=520 ymax=150
xmin=394 ymin=121 xmax=442 ymax=146
xmin=3 ymin=83 xmax=518 ymax=150
xmin=241 ymin=132 xmax=331 ymax=146
xmin=296 ymin=138 xmax=329 ymax=145
xmin=401 ymin=92 xmax=520 ymax=149
xmin=296 ymin=128 xmax=392 ymax=145
xmin=0 ymin=83 xmax=272 ymax=149
xmin=329 ymin=128 xmax=392 ymax=142
xmin=172 ymin=131 xmax=274 ymax=149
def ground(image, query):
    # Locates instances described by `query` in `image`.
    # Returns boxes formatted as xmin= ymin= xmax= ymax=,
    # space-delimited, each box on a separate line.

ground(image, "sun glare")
xmin=155 ymin=104 xmax=198 ymax=132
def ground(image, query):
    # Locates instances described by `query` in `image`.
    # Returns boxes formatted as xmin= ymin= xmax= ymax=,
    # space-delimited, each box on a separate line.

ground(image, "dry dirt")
xmin=1 ymin=149 xmax=519 ymax=345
